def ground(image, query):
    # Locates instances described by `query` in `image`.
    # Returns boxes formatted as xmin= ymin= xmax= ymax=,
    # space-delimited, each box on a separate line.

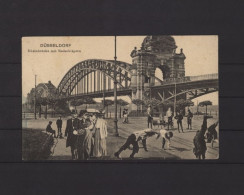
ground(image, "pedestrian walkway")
xmin=23 ymin=115 xmax=219 ymax=160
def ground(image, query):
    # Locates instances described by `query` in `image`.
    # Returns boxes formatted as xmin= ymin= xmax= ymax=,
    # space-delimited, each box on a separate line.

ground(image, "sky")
xmin=22 ymin=36 xmax=218 ymax=105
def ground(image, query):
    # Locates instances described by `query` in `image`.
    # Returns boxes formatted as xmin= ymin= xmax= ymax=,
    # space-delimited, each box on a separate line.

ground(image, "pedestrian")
xmin=65 ymin=115 xmax=77 ymax=160
xmin=46 ymin=121 xmax=57 ymax=138
xmin=193 ymin=115 xmax=212 ymax=159
xmin=56 ymin=116 xmax=63 ymax=138
xmin=206 ymin=121 xmax=219 ymax=148
xmin=93 ymin=113 xmax=108 ymax=158
xmin=76 ymin=114 xmax=88 ymax=160
xmin=114 ymin=129 xmax=157 ymax=159
xmin=156 ymin=129 xmax=173 ymax=150
xmin=125 ymin=109 xmax=129 ymax=123
xmin=83 ymin=116 xmax=96 ymax=160
xmin=122 ymin=108 xmax=127 ymax=123
xmin=175 ymin=111 xmax=184 ymax=133
xmin=187 ymin=109 xmax=193 ymax=130
xmin=166 ymin=107 xmax=173 ymax=130
xmin=147 ymin=105 xmax=153 ymax=129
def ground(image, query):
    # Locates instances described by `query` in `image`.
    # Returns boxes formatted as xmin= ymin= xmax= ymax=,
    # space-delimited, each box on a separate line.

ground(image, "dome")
xmin=141 ymin=35 xmax=177 ymax=53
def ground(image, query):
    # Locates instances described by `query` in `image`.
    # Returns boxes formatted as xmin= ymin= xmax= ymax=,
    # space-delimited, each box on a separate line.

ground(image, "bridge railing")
xmin=161 ymin=73 xmax=218 ymax=85
xmin=188 ymin=73 xmax=218 ymax=81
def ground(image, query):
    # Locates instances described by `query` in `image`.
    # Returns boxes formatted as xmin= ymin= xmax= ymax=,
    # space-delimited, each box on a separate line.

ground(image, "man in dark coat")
xmin=56 ymin=116 xmax=63 ymax=138
xmin=76 ymin=115 xmax=89 ymax=160
xmin=193 ymin=115 xmax=212 ymax=159
xmin=175 ymin=111 xmax=184 ymax=133
xmin=187 ymin=109 xmax=193 ymax=130
xmin=147 ymin=105 xmax=153 ymax=129
xmin=65 ymin=115 xmax=76 ymax=160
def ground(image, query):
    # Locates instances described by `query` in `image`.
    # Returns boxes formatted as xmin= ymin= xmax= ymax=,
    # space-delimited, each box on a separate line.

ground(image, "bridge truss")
xmin=57 ymin=59 xmax=132 ymax=97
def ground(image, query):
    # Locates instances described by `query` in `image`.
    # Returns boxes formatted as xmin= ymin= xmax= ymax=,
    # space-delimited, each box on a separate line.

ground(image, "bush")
xmin=22 ymin=129 xmax=54 ymax=160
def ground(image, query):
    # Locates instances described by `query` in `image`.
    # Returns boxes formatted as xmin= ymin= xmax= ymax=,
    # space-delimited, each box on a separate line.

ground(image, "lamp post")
xmin=174 ymin=80 xmax=176 ymax=116
xmin=114 ymin=36 xmax=119 ymax=136
xmin=34 ymin=75 xmax=37 ymax=119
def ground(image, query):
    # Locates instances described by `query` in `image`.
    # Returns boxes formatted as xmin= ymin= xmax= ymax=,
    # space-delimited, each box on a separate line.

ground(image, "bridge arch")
xmin=57 ymin=59 xmax=133 ymax=96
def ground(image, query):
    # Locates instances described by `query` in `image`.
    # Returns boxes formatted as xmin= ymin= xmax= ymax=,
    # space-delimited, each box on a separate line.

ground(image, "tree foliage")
xmin=199 ymin=100 xmax=212 ymax=115
xmin=70 ymin=96 xmax=96 ymax=107
xmin=102 ymin=99 xmax=114 ymax=107
xmin=132 ymin=99 xmax=144 ymax=106
xmin=117 ymin=99 xmax=129 ymax=107
xmin=199 ymin=100 xmax=212 ymax=107
xmin=143 ymin=98 xmax=161 ymax=108
xmin=176 ymin=99 xmax=194 ymax=111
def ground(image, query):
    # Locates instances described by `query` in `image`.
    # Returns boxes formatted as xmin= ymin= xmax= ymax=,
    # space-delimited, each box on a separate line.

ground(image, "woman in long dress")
xmin=83 ymin=116 xmax=96 ymax=160
xmin=93 ymin=114 xmax=108 ymax=158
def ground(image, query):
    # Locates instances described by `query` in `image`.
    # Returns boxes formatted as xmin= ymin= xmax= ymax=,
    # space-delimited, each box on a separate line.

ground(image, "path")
xmin=22 ymin=115 xmax=219 ymax=160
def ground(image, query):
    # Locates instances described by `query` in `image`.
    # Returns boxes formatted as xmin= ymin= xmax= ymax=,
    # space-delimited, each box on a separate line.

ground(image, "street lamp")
xmin=174 ymin=80 xmax=176 ymax=116
xmin=34 ymin=74 xmax=37 ymax=119
xmin=114 ymin=36 xmax=119 ymax=136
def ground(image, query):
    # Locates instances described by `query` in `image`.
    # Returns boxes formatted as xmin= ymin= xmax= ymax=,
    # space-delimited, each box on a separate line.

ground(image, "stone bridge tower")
xmin=130 ymin=35 xmax=186 ymax=111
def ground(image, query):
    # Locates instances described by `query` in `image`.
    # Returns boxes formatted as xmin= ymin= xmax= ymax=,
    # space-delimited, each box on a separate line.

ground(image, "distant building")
xmin=25 ymin=81 xmax=56 ymax=111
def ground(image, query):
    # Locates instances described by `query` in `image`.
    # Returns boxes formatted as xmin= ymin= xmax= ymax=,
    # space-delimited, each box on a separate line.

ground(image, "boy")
xmin=156 ymin=129 xmax=174 ymax=150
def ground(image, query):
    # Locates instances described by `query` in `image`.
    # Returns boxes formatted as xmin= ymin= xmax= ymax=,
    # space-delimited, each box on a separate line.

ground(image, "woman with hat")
xmin=93 ymin=113 xmax=108 ymax=158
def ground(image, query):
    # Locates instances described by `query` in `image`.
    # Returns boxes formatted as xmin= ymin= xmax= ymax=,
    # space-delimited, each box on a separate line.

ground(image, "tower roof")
xmin=141 ymin=35 xmax=177 ymax=53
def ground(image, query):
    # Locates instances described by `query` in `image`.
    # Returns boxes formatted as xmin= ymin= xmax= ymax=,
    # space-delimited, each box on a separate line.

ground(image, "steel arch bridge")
xmin=57 ymin=59 xmax=218 ymax=103
xmin=57 ymin=59 xmax=133 ymax=96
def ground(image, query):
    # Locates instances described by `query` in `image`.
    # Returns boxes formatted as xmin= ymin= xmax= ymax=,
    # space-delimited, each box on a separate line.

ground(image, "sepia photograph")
xmin=22 ymin=35 xmax=219 ymax=161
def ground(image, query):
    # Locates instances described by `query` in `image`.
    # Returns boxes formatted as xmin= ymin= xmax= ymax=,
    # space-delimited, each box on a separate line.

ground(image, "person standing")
xmin=83 ymin=116 xmax=96 ymax=160
xmin=76 ymin=115 xmax=88 ymax=160
xmin=56 ymin=116 xmax=63 ymax=138
xmin=122 ymin=108 xmax=127 ymax=123
xmin=175 ymin=111 xmax=184 ymax=133
xmin=125 ymin=109 xmax=129 ymax=123
xmin=65 ymin=115 xmax=76 ymax=160
xmin=93 ymin=113 xmax=108 ymax=158
xmin=166 ymin=107 xmax=173 ymax=130
xmin=147 ymin=105 xmax=153 ymax=129
xmin=187 ymin=109 xmax=193 ymax=130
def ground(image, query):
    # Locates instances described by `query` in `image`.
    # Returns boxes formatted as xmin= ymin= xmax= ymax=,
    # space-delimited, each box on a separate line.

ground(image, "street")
xmin=23 ymin=115 xmax=219 ymax=160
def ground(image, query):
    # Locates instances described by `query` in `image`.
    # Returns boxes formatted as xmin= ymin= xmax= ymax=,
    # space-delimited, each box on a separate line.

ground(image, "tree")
xmin=161 ymin=100 xmax=174 ymax=111
xmin=70 ymin=97 xmax=96 ymax=113
xmin=176 ymin=99 xmax=194 ymax=112
xmin=143 ymin=98 xmax=161 ymax=108
xmin=54 ymin=98 xmax=71 ymax=115
xmin=132 ymin=99 xmax=144 ymax=116
xmin=117 ymin=99 xmax=129 ymax=118
xmin=102 ymin=100 xmax=114 ymax=118
xmin=185 ymin=99 xmax=194 ymax=109
xmin=199 ymin=100 xmax=212 ymax=115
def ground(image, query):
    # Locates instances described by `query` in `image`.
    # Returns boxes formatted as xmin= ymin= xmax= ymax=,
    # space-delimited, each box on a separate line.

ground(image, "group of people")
xmin=114 ymin=128 xmax=174 ymax=159
xmin=174 ymin=109 xmax=193 ymax=133
xmin=46 ymin=113 xmax=108 ymax=160
xmin=147 ymin=105 xmax=194 ymax=133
